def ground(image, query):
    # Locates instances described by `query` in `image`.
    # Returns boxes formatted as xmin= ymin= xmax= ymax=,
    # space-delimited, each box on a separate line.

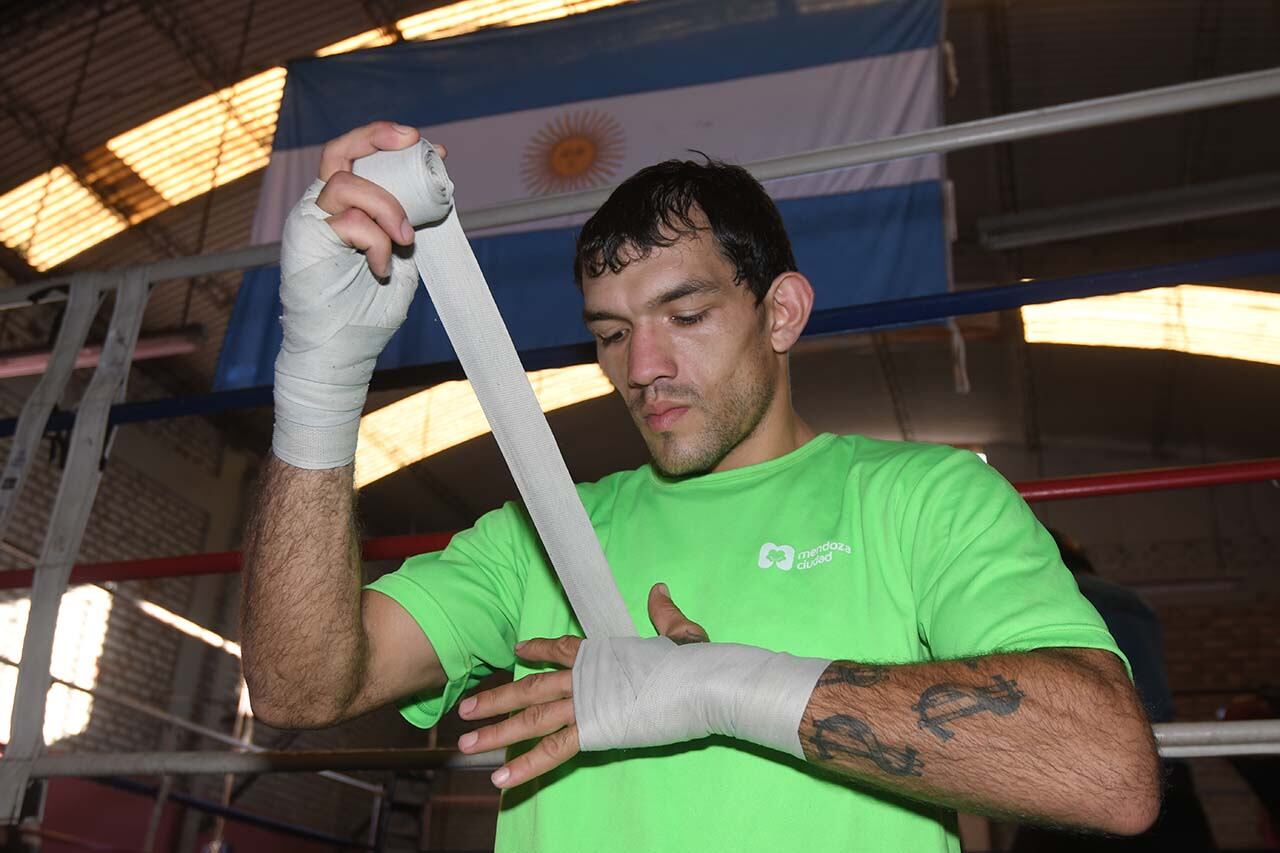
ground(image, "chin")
xmin=647 ymin=434 xmax=720 ymax=478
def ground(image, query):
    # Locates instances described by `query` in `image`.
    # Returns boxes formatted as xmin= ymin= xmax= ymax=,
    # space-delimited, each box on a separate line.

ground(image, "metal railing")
xmin=19 ymin=720 xmax=1280 ymax=779
xmin=0 ymin=654 xmax=382 ymax=796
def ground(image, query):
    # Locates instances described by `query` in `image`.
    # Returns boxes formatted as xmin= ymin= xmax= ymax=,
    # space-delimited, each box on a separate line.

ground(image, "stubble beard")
xmin=639 ymin=356 xmax=777 ymax=478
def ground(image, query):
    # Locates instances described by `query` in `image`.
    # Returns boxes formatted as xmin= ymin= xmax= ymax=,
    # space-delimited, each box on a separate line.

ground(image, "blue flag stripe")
xmin=274 ymin=0 xmax=941 ymax=150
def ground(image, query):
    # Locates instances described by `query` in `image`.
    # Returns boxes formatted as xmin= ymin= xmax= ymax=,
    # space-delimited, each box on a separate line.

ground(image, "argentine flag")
xmin=216 ymin=0 xmax=948 ymax=391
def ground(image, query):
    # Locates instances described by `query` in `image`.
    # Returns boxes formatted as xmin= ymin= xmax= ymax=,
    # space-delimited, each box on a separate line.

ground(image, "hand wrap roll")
xmin=573 ymin=636 xmax=832 ymax=759
xmin=313 ymin=140 xmax=634 ymax=639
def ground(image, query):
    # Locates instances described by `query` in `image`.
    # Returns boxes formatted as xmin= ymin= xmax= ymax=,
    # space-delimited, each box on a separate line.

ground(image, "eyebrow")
xmin=582 ymin=278 xmax=721 ymax=325
xmin=648 ymin=278 xmax=720 ymax=309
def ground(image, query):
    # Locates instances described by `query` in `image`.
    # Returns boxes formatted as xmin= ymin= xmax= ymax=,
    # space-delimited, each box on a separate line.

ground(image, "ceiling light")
xmin=398 ymin=0 xmax=632 ymax=41
xmin=107 ymin=68 xmax=287 ymax=208
xmin=0 ymin=168 xmax=127 ymax=271
xmin=315 ymin=28 xmax=399 ymax=57
xmin=1021 ymin=285 xmax=1280 ymax=367
xmin=356 ymin=363 xmax=614 ymax=488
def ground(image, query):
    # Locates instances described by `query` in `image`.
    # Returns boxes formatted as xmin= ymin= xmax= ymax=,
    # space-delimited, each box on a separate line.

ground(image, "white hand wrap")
xmin=272 ymin=145 xmax=453 ymax=469
xmin=573 ymin=637 xmax=832 ymax=759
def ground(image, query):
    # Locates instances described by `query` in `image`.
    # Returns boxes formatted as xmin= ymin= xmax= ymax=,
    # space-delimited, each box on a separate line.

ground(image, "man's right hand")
xmin=271 ymin=121 xmax=446 ymax=470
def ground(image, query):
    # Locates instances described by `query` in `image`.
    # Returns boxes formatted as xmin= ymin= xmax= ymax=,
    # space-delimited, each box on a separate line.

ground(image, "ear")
xmin=764 ymin=271 xmax=814 ymax=354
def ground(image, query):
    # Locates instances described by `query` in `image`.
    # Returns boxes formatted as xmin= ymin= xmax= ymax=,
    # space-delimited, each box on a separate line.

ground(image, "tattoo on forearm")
xmin=807 ymin=714 xmax=924 ymax=777
xmin=818 ymin=662 xmax=889 ymax=688
xmin=958 ymin=658 xmax=980 ymax=671
xmin=912 ymin=675 xmax=1026 ymax=742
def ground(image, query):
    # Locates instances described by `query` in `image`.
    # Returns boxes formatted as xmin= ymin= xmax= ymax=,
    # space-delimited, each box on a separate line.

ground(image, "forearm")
xmin=240 ymin=455 xmax=367 ymax=727
xmin=798 ymin=650 xmax=1160 ymax=834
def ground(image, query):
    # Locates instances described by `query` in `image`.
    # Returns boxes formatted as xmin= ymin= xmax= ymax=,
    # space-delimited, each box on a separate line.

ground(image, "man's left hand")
xmin=455 ymin=583 xmax=708 ymax=789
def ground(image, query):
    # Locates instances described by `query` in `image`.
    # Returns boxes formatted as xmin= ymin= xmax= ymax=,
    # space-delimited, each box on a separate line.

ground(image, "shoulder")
xmin=445 ymin=466 xmax=648 ymax=549
xmin=843 ymin=434 xmax=966 ymax=466
xmin=838 ymin=434 xmax=991 ymax=493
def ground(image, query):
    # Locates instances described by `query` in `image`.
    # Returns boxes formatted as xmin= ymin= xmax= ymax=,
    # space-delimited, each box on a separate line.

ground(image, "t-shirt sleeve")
xmin=364 ymin=503 xmax=531 ymax=729
xmin=904 ymin=449 xmax=1129 ymax=672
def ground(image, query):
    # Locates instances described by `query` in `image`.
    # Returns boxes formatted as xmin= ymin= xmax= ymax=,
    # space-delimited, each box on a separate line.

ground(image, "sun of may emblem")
xmin=521 ymin=110 xmax=626 ymax=195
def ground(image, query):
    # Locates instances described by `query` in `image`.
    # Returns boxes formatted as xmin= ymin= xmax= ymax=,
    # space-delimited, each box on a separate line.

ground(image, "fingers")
xmin=319 ymin=121 xmax=420 ymax=180
xmin=458 ymin=669 xmax=573 ymax=721
xmin=316 ymin=171 xmax=414 ymax=244
xmin=325 ymin=208 xmax=394 ymax=278
xmin=490 ymin=724 xmax=580 ymax=789
xmin=515 ymin=635 xmax=582 ymax=668
xmin=457 ymin=696 xmax=575 ymax=755
xmin=648 ymin=583 xmax=710 ymax=644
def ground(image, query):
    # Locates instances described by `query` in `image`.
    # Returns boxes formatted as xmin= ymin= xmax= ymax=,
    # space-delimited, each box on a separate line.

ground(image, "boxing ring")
xmin=2 ymin=66 xmax=1279 ymax=846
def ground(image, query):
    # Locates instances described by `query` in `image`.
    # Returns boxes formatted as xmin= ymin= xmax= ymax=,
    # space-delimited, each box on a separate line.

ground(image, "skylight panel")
xmin=0 ymin=168 xmax=127 ymax=271
xmin=356 ymin=363 xmax=615 ymax=487
xmin=1021 ymin=285 xmax=1280 ymax=367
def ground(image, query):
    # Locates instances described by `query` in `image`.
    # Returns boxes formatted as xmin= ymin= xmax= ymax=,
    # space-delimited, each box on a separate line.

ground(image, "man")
xmin=242 ymin=122 xmax=1159 ymax=852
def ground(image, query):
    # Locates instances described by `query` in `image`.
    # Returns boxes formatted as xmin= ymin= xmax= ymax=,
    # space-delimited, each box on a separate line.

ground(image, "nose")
xmin=627 ymin=324 xmax=676 ymax=389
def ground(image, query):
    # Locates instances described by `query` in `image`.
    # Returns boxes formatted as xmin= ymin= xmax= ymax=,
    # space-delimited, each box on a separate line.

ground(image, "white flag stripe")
xmin=254 ymin=47 xmax=938 ymax=243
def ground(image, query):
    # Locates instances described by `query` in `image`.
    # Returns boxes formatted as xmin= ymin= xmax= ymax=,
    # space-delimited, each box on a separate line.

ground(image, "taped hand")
xmin=456 ymin=583 xmax=709 ymax=789
xmin=272 ymin=123 xmax=450 ymax=469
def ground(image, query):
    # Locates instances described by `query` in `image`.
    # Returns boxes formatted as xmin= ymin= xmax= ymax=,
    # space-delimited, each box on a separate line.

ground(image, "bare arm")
xmin=241 ymin=122 xmax=449 ymax=729
xmin=240 ymin=456 xmax=445 ymax=728
xmin=799 ymin=648 xmax=1161 ymax=835
xmin=449 ymin=599 xmax=1161 ymax=833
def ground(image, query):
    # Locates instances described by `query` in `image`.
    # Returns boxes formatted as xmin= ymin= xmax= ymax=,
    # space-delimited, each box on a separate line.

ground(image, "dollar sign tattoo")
xmin=912 ymin=675 xmax=1025 ymax=742
xmin=810 ymin=714 xmax=924 ymax=777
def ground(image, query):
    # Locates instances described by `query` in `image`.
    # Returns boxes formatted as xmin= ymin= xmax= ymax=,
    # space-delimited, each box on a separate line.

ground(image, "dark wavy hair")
xmin=573 ymin=157 xmax=797 ymax=304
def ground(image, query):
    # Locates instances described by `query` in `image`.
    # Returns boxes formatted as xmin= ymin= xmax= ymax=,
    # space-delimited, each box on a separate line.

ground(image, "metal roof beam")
xmin=979 ymin=173 xmax=1280 ymax=250
xmin=0 ymin=0 xmax=131 ymax=44
xmin=0 ymin=242 xmax=38 ymax=283
xmin=133 ymin=0 xmax=234 ymax=88
xmin=134 ymin=0 xmax=272 ymax=149
xmin=0 ymin=78 xmax=196 ymax=263
xmin=358 ymin=0 xmax=406 ymax=40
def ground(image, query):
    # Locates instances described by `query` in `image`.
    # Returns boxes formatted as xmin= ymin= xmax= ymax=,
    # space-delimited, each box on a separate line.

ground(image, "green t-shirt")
xmin=367 ymin=433 xmax=1123 ymax=853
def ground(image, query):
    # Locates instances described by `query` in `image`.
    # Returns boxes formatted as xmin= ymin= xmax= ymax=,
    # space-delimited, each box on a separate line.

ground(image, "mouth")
xmin=642 ymin=404 xmax=690 ymax=432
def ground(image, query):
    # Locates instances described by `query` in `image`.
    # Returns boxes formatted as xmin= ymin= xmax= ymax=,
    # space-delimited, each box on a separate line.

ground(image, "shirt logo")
xmin=757 ymin=540 xmax=852 ymax=571
xmin=758 ymin=543 xmax=796 ymax=571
